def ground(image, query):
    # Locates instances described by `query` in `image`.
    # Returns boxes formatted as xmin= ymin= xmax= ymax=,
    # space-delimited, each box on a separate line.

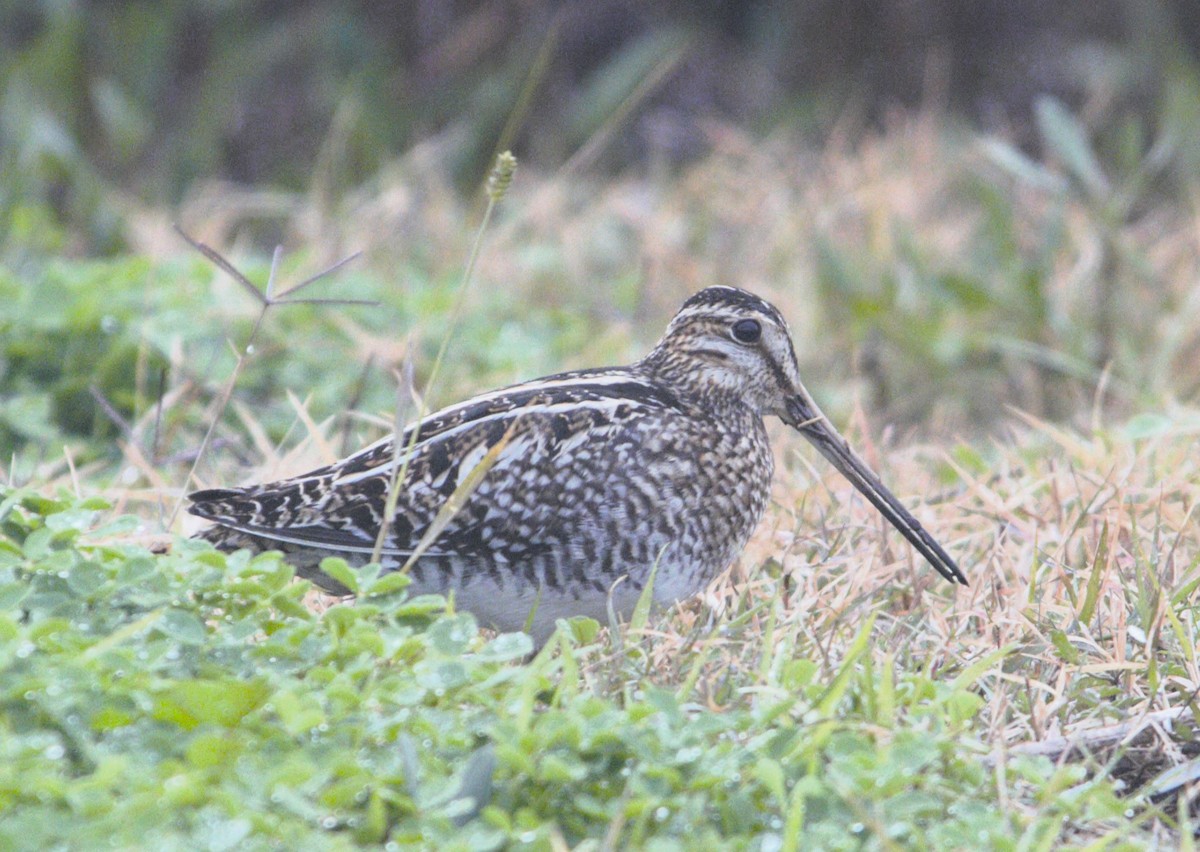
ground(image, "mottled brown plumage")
xmin=190 ymin=286 xmax=965 ymax=641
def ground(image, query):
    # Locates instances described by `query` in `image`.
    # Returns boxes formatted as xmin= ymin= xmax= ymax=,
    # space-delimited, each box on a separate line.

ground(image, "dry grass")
xmin=748 ymin=407 xmax=1196 ymax=728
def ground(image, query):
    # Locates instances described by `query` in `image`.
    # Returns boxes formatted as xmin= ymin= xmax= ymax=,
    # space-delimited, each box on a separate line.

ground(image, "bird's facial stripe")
xmin=672 ymin=315 xmax=786 ymax=359
xmin=756 ymin=331 xmax=801 ymax=393
xmin=765 ymin=354 xmax=795 ymax=397
xmin=668 ymin=308 xmax=790 ymax=345
xmin=684 ymin=346 xmax=732 ymax=362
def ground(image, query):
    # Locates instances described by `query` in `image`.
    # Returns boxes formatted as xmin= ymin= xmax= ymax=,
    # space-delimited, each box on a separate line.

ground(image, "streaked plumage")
xmin=190 ymin=286 xmax=965 ymax=641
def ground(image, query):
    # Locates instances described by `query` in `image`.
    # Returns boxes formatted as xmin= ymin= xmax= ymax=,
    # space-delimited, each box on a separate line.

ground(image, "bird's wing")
xmin=188 ymin=368 xmax=688 ymax=558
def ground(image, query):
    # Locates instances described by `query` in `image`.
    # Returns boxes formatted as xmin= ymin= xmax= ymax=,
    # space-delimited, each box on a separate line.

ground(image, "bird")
xmin=189 ymin=285 xmax=966 ymax=642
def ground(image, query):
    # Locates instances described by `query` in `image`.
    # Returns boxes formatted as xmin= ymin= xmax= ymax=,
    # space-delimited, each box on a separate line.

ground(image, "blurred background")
xmin=3 ymin=0 xmax=1200 ymax=476
xmin=5 ymin=1 xmax=1200 ymax=203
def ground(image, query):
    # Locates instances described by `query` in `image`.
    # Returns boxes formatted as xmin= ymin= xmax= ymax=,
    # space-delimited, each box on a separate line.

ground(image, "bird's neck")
xmin=636 ymin=345 xmax=757 ymax=421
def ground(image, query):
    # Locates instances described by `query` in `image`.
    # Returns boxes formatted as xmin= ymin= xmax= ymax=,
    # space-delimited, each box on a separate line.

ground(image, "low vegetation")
xmin=3 ymin=106 xmax=1200 ymax=846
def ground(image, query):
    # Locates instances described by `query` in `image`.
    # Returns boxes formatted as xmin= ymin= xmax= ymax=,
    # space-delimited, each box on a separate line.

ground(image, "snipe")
xmin=190 ymin=286 xmax=965 ymax=641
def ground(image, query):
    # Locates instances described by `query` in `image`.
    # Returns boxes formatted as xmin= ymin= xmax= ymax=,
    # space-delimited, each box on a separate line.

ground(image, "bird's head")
xmin=642 ymin=285 xmax=967 ymax=586
xmin=642 ymin=285 xmax=805 ymax=419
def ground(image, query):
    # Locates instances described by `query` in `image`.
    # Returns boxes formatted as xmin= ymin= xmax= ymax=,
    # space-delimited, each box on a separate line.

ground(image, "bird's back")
xmin=190 ymin=365 xmax=776 ymax=638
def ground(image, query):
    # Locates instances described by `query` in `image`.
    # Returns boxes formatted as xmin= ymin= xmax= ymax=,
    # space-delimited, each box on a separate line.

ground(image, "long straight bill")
xmin=786 ymin=395 xmax=967 ymax=585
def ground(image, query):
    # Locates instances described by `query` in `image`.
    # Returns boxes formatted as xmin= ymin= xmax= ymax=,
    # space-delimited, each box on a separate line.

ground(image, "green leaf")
xmin=1122 ymin=412 xmax=1174 ymax=440
xmin=980 ymin=137 xmax=1066 ymax=194
xmin=43 ymin=507 xmax=101 ymax=533
xmin=1048 ymin=630 xmax=1082 ymax=665
xmin=394 ymin=594 xmax=449 ymax=618
xmin=1035 ymin=96 xmax=1108 ymax=200
xmin=0 ymin=582 xmax=30 ymax=610
xmin=479 ymin=631 xmax=533 ymax=662
xmin=426 ymin=614 xmax=477 ymax=656
xmin=153 ymin=678 xmax=271 ymax=729
xmin=447 ymin=745 xmax=495 ymax=827
xmin=947 ymin=645 xmax=1017 ymax=693
xmin=561 ymin=616 xmax=601 ymax=646
xmin=629 ymin=552 xmax=661 ymax=634
xmin=65 ymin=561 xmax=107 ymax=596
xmin=22 ymin=526 xmax=55 ymax=559
xmin=0 ymin=539 xmax=21 ymax=566
xmin=317 ymin=557 xmax=358 ymax=593
xmin=753 ymin=757 xmax=786 ymax=803
xmin=1078 ymin=521 xmax=1108 ymax=625
xmin=414 ymin=659 xmax=468 ymax=691
xmin=185 ymin=732 xmax=241 ymax=769
xmin=157 ymin=609 xmax=208 ymax=645
xmin=322 ymin=604 xmax=359 ymax=636
xmin=272 ymin=690 xmax=326 ymax=736
xmin=363 ymin=569 xmax=411 ymax=597
xmin=781 ymin=777 xmax=807 ymax=852
xmin=83 ymin=514 xmax=140 ymax=538
xmin=815 ymin=614 xmax=877 ymax=717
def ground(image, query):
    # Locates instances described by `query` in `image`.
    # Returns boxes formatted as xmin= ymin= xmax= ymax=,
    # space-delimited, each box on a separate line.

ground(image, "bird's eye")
xmin=731 ymin=318 xmax=761 ymax=344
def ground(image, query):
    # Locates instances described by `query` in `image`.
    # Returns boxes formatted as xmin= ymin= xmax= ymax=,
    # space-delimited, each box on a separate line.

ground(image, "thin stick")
xmin=169 ymin=227 xmax=372 ymax=528
xmin=168 ymin=303 xmax=270 ymax=527
xmin=984 ymin=706 xmax=1194 ymax=766
xmin=371 ymin=153 xmax=518 ymax=563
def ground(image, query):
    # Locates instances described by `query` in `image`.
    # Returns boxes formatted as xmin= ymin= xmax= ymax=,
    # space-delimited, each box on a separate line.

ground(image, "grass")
xmin=3 ymin=109 xmax=1200 ymax=847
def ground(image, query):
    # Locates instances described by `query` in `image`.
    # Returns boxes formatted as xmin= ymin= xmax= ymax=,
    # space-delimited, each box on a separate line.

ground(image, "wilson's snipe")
xmin=190 ymin=286 xmax=965 ymax=640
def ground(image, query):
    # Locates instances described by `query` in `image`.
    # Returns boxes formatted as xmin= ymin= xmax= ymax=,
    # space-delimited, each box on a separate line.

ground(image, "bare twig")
xmin=985 ymin=706 xmax=1196 ymax=766
xmin=88 ymin=385 xmax=135 ymax=441
xmin=168 ymin=225 xmax=375 ymax=528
